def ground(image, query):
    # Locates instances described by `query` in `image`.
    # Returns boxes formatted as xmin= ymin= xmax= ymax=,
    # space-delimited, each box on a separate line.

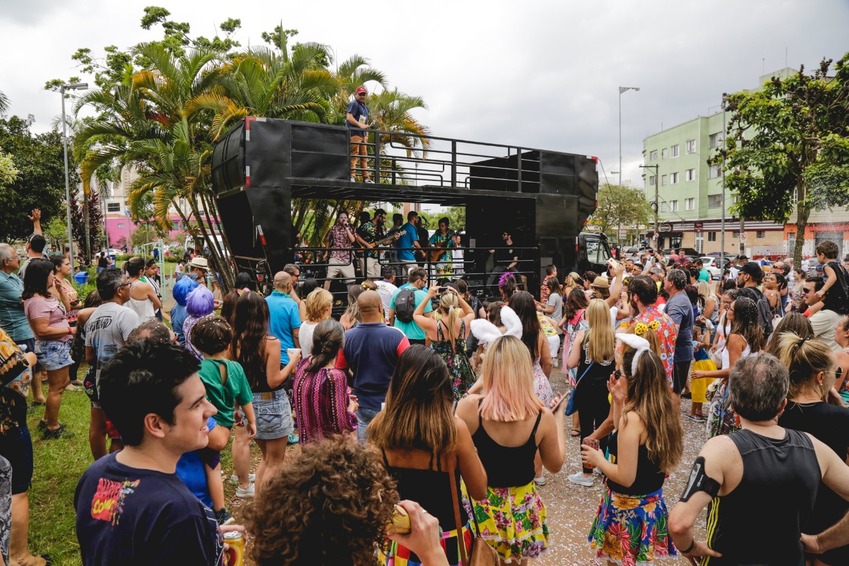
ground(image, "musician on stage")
xmin=428 ymin=217 xmax=454 ymax=275
xmin=356 ymin=209 xmax=396 ymax=279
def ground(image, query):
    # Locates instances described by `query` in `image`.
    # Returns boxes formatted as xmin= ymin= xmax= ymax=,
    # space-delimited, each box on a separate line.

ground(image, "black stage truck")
xmin=211 ymin=118 xmax=612 ymax=299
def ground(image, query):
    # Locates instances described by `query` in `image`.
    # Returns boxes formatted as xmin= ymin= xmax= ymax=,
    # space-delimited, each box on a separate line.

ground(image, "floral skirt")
xmin=467 ymin=482 xmax=549 ymax=563
xmin=382 ymin=523 xmax=472 ymax=566
xmin=706 ymin=379 xmax=739 ymax=438
xmin=588 ymin=485 xmax=676 ymax=565
xmin=533 ymin=361 xmax=555 ymax=406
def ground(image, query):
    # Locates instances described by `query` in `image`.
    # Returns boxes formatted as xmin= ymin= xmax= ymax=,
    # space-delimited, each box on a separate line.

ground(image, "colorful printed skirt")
xmin=467 ymin=482 xmax=549 ymax=563
xmin=588 ymin=485 xmax=676 ymax=565
xmin=382 ymin=522 xmax=472 ymax=566
xmin=690 ymin=358 xmax=717 ymax=404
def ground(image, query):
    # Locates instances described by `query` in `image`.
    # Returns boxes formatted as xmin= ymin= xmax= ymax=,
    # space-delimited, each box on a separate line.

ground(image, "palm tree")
xmin=0 ymin=90 xmax=9 ymax=116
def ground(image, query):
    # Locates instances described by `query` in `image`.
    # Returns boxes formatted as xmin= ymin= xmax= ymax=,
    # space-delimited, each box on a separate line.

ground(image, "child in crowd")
xmin=191 ymin=316 xmax=256 ymax=525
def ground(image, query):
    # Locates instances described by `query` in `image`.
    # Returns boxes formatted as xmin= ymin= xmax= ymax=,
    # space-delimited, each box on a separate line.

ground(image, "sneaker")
xmin=350 ymin=176 xmax=357 ymax=182
xmin=567 ymin=472 xmax=594 ymax=487
xmin=287 ymin=432 xmax=300 ymax=445
xmin=235 ymin=483 xmax=255 ymax=499
xmin=42 ymin=424 xmax=69 ymax=440
xmin=364 ymin=178 xmax=374 ymax=183
xmin=215 ymin=508 xmax=235 ymax=526
xmin=687 ymin=413 xmax=706 ymax=422
xmin=533 ymin=475 xmax=546 ymax=486
xmin=229 ymin=473 xmax=256 ymax=485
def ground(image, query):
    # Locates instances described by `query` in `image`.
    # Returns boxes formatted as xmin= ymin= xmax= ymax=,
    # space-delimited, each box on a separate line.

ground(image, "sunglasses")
xmin=802 ymin=288 xmax=813 ymax=294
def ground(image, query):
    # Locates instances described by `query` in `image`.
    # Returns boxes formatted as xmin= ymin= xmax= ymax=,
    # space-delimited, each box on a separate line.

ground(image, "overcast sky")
xmin=2 ymin=0 xmax=847 ymax=188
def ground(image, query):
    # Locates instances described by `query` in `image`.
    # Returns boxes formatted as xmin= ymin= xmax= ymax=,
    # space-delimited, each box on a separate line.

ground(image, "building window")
xmin=756 ymin=231 xmax=766 ymax=239
xmin=708 ymin=164 xmax=722 ymax=179
xmin=709 ymin=132 xmax=724 ymax=149
xmin=708 ymin=194 xmax=723 ymax=208
xmin=732 ymin=230 xmax=739 ymax=238
xmin=708 ymin=231 xmax=717 ymax=242
xmin=171 ymin=221 xmax=179 ymax=230
xmin=650 ymin=150 xmax=657 ymax=161
xmin=661 ymin=148 xmax=667 ymax=160
xmin=686 ymin=139 xmax=696 ymax=153
xmin=788 ymin=232 xmax=796 ymax=253
xmin=661 ymin=202 xmax=668 ymax=213
xmin=648 ymin=175 xmax=657 ymax=186
xmin=685 ymin=168 xmax=695 ymax=182
xmin=695 ymin=232 xmax=704 ymax=254
xmin=661 ymin=175 xmax=668 ymax=186
xmin=685 ymin=198 xmax=695 ymax=210
xmin=107 ymin=202 xmax=121 ymax=212
xmin=670 ymin=200 xmax=679 ymax=212
xmin=670 ymin=172 xmax=679 ymax=184
xmin=117 ymin=223 xmax=125 ymax=229
xmin=671 ymin=144 xmax=680 ymax=158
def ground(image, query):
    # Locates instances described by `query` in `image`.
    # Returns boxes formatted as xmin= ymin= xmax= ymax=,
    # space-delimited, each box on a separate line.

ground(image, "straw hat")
xmin=188 ymin=257 xmax=210 ymax=271
xmin=591 ymin=276 xmax=610 ymax=289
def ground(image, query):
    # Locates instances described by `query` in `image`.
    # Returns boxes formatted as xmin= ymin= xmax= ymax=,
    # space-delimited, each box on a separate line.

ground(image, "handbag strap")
xmin=574 ymin=361 xmax=595 ymax=387
xmin=447 ymin=456 xmax=470 ymax=566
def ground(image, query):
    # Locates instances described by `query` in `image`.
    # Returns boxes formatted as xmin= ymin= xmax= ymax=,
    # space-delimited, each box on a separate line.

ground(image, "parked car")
xmin=700 ymin=256 xmax=730 ymax=280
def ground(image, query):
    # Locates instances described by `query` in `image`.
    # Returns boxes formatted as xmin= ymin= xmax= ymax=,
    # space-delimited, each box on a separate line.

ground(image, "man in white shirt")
xmin=803 ymin=277 xmax=841 ymax=351
xmin=375 ymin=266 xmax=399 ymax=322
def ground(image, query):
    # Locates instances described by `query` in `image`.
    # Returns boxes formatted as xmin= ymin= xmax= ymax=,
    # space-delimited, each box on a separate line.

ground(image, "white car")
xmin=700 ymin=257 xmax=727 ymax=280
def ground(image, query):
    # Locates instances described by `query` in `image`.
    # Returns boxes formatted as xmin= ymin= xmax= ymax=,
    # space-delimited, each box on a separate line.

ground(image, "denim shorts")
xmin=252 ymin=389 xmax=294 ymax=441
xmin=34 ymin=339 xmax=73 ymax=372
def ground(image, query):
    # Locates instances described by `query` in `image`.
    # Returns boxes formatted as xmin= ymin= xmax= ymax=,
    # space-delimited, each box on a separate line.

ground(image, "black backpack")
xmin=394 ymin=288 xmax=417 ymax=323
xmin=739 ymin=287 xmax=773 ymax=341
xmin=824 ymin=261 xmax=849 ymax=315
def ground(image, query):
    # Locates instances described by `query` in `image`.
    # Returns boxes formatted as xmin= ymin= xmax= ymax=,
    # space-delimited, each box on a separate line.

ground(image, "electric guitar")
xmin=373 ymin=230 xmax=406 ymax=247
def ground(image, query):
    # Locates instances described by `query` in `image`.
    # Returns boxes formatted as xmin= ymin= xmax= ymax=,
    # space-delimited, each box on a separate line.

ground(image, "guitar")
xmin=373 ymin=230 xmax=406 ymax=247
xmin=428 ymin=239 xmax=451 ymax=263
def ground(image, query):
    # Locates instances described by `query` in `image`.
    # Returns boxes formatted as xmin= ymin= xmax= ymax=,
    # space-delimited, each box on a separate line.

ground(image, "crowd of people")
xmin=4 ymin=201 xmax=849 ymax=565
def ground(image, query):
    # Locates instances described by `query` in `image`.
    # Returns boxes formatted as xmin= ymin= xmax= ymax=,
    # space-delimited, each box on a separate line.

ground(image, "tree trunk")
xmin=793 ymin=181 xmax=810 ymax=267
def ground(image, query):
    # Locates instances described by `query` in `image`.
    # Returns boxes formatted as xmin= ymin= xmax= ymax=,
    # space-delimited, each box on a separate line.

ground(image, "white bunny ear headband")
xmin=471 ymin=306 xmax=523 ymax=346
xmin=616 ymin=333 xmax=651 ymax=376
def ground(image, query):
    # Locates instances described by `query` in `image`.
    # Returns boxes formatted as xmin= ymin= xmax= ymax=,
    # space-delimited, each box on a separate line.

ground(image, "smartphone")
xmin=552 ymin=393 xmax=569 ymax=413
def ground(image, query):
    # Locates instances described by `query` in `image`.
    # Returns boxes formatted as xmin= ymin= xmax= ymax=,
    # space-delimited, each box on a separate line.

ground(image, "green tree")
xmin=0 ymin=117 xmax=69 ymax=240
xmin=721 ymin=54 xmax=849 ymax=264
xmin=69 ymin=187 xmax=103 ymax=262
xmin=591 ymin=184 xmax=652 ymax=243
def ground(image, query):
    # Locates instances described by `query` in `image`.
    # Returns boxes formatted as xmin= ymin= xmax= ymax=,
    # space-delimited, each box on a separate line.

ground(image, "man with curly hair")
xmin=247 ymin=436 xmax=448 ymax=565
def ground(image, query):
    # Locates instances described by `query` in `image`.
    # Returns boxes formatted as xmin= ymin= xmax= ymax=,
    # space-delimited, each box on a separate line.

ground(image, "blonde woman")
xmin=582 ymin=334 xmax=683 ymax=564
xmin=298 ymin=288 xmax=333 ymax=357
xmin=456 ymin=336 xmax=567 ymax=564
xmin=340 ymin=280 xmax=377 ymax=330
xmin=567 ymin=299 xmax=616 ymax=487
xmin=413 ymin=283 xmax=476 ymax=399
xmin=777 ymin=334 xmax=849 ymax=565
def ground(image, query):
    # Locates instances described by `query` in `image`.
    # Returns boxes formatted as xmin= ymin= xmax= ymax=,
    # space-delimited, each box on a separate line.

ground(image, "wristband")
xmin=680 ymin=539 xmax=696 ymax=554
xmin=67 ymin=327 xmax=73 ymax=335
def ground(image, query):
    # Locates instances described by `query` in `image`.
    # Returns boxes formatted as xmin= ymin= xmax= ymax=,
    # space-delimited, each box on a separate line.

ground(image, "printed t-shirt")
xmin=390 ymin=283 xmax=432 ymax=341
xmin=85 ymin=303 xmax=141 ymax=370
xmin=198 ymin=359 xmax=252 ymax=428
xmin=74 ymin=453 xmax=223 ymax=565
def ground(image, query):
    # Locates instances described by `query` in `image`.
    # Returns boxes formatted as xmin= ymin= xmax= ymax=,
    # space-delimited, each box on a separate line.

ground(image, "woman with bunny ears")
xmin=582 ymin=333 xmax=683 ymax=564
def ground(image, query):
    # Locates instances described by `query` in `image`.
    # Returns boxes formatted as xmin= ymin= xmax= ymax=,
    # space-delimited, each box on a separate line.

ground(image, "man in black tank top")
xmin=669 ymin=353 xmax=849 ymax=565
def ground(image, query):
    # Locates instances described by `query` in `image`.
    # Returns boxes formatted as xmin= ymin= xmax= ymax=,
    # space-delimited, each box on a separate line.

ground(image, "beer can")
xmin=223 ymin=530 xmax=245 ymax=566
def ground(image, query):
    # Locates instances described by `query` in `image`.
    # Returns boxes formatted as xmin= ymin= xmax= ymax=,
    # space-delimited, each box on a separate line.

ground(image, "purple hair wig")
xmin=185 ymin=286 xmax=215 ymax=318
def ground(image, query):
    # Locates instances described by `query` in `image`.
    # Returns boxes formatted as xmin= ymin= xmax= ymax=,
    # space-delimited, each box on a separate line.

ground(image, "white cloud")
xmin=1 ymin=0 xmax=847 ymax=189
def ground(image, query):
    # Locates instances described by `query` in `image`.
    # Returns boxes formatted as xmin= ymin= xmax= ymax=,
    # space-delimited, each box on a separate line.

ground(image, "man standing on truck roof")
xmin=323 ymin=212 xmax=357 ymax=290
xmin=347 ymin=86 xmax=372 ymax=183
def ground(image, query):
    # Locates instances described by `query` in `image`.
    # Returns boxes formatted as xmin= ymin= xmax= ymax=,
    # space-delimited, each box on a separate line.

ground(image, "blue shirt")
xmin=666 ymin=291 xmax=694 ymax=362
xmin=396 ymin=222 xmax=419 ymax=262
xmin=266 ymin=291 xmax=301 ymax=365
xmin=0 ymin=271 xmax=33 ymax=342
xmin=346 ymin=100 xmax=369 ymax=137
xmin=170 ymin=304 xmax=189 ymax=345
xmin=390 ymin=283 xmax=432 ymax=341
xmin=341 ymin=322 xmax=409 ymax=411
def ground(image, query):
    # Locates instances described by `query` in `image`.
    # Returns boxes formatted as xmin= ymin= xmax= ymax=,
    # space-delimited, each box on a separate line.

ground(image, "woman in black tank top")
xmin=456 ymin=335 xmax=567 ymax=564
xmin=368 ymin=346 xmax=486 ymax=566
xmin=581 ymin=335 xmax=683 ymax=564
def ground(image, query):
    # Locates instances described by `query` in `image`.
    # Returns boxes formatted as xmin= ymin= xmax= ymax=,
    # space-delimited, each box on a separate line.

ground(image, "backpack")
xmin=824 ymin=261 xmax=849 ymax=315
xmin=740 ymin=287 xmax=773 ymax=341
xmin=394 ymin=288 xmax=417 ymax=323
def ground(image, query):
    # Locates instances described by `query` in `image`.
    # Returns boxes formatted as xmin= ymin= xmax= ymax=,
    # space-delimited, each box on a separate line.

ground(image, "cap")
xmin=355 ymin=86 xmax=367 ymax=95
xmin=739 ymin=261 xmax=763 ymax=279
xmin=737 ymin=255 xmax=748 ymax=260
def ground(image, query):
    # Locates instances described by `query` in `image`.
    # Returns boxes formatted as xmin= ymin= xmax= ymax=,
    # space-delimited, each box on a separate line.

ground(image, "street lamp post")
xmin=59 ymin=82 xmax=88 ymax=266
xmin=721 ymin=93 xmax=728 ymax=264
xmin=619 ymin=86 xmax=640 ymax=187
